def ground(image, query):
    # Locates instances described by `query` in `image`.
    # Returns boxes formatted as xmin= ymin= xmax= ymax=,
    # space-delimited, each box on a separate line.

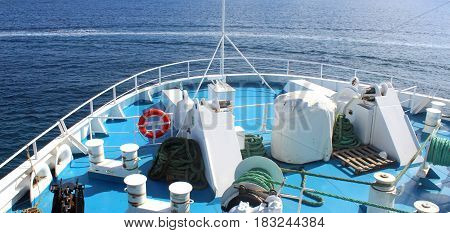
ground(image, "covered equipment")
xmin=271 ymin=90 xmax=336 ymax=164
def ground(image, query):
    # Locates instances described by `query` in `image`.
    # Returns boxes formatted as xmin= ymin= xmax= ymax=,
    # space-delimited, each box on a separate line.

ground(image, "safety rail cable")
xmin=281 ymin=168 xmax=377 ymax=186
xmin=1 ymin=57 xmax=449 ymax=173
xmin=272 ymin=174 xmax=408 ymax=212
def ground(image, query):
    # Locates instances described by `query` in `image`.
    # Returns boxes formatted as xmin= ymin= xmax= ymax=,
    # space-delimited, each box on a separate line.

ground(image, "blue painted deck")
xmin=9 ymin=83 xmax=450 ymax=213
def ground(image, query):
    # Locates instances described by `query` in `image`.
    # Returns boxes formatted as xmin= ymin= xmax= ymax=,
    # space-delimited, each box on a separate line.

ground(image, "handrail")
xmin=1 ymin=56 xmax=449 ymax=172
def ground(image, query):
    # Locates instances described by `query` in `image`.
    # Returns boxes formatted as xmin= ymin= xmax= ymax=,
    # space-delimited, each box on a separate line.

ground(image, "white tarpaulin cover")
xmin=271 ymin=90 xmax=336 ymax=164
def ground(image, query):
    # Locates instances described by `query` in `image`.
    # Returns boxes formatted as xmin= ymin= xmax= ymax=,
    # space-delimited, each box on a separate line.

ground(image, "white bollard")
xmin=169 ymin=182 xmax=193 ymax=213
xmin=367 ymin=172 xmax=397 ymax=213
xmin=414 ymin=200 xmax=440 ymax=213
xmin=120 ymin=143 xmax=140 ymax=171
xmin=423 ymin=108 xmax=441 ymax=133
xmin=124 ymin=174 xmax=147 ymax=207
xmin=85 ymin=139 xmax=105 ymax=166
xmin=431 ymin=101 xmax=445 ymax=112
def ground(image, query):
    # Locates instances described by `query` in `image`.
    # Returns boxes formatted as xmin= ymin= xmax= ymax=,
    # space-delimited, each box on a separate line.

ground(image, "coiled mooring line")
xmin=332 ymin=114 xmax=361 ymax=150
xmin=427 ymin=136 xmax=450 ymax=166
xmin=240 ymin=134 xmax=266 ymax=159
xmin=234 ymin=168 xmax=323 ymax=207
xmin=148 ymin=137 xmax=208 ymax=189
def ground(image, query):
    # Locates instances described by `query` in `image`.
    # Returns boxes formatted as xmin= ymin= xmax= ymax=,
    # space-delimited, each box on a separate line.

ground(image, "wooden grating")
xmin=332 ymin=145 xmax=395 ymax=175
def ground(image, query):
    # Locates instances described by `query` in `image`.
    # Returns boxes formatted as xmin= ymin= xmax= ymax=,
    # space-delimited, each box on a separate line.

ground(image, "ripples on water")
xmin=0 ymin=0 xmax=449 ymax=169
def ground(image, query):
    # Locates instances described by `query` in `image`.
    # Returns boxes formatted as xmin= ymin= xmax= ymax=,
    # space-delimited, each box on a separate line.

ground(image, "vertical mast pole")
xmin=220 ymin=0 xmax=225 ymax=77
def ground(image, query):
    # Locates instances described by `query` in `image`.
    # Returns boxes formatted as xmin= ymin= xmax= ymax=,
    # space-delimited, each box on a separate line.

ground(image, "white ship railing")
xmin=1 ymin=57 xmax=449 ymax=173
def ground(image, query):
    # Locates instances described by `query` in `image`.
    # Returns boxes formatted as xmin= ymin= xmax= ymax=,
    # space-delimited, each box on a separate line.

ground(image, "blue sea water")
xmin=0 ymin=0 xmax=449 ymax=169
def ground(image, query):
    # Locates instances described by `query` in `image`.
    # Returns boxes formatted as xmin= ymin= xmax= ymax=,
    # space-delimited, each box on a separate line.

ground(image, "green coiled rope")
xmin=427 ymin=136 xmax=450 ymax=166
xmin=332 ymin=114 xmax=361 ymax=150
xmin=148 ymin=137 xmax=208 ymax=189
xmin=234 ymin=168 xmax=274 ymax=191
xmin=234 ymin=168 xmax=323 ymax=207
xmin=298 ymin=173 xmax=324 ymax=207
xmin=240 ymin=134 xmax=266 ymax=159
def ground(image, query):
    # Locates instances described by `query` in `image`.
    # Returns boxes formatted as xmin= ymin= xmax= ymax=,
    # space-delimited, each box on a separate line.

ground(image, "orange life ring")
xmin=138 ymin=108 xmax=170 ymax=139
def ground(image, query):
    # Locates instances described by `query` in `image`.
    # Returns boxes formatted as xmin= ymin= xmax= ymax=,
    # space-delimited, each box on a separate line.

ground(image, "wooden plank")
xmin=350 ymin=149 xmax=380 ymax=167
xmin=333 ymin=153 xmax=365 ymax=174
xmin=332 ymin=145 xmax=396 ymax=175
xmin=338 ymin=151 xmax=369 ymax=170
xmin=342 ymin=150 xmax=373 ymax=168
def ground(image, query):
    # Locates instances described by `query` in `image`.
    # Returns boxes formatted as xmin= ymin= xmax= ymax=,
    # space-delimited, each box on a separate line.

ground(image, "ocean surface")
xmin=0 ymin=0 xmax=449 ymax=170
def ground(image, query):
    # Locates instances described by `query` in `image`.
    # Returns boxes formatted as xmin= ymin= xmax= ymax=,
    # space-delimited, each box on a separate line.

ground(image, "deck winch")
xmin=49 ymin=179 xmax=85 ymax=213
xmin=337 ymin=80 xmax=421 ymax=166
xmin=221 ymin=156 xmax=284 ymax=213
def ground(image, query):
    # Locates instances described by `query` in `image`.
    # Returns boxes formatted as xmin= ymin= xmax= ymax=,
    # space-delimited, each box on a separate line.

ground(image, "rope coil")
xmin=332 ymin=114 xmax=361 ymax=150
xmin=148 ymin=137 xmax=208 ymax=189
xmin=427 ymin=136 xmax=450 ymax=166
xmin=240 ymin=134 xmax=266 ymax=159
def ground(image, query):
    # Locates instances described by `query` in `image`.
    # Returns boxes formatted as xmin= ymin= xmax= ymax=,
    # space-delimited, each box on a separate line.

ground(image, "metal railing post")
xmin=57 ymin=120 xmax=65 ymax=135
xmin=113 ymin=86 xmax=117 ymax=103
xmin=320 ymin=64 xmax=323 ymax=78
xmin=354 ymin=69 xmax=358 ymax=77
xmin=158 ymin=67 xmax=162 ymax=84
xmin=410 ymin=86 xmax=417 ymax=109
xmin=89 ymin=119 xmax=93 ymax=140
xmin=286 ymin=60 xmax=290 ymax=75
xmin=187 ymin=61 xmax=190 ymax=78
xmin=134 ymin=76 xmax=138 ymax=92
xmin=152 ymin=121 xmax=156 ymax=144
xmin=90 ymin=100 xmax=94 ymax=115
xmin=32 ymin=141 xmax=38 ymax=160
xmin=89 ymin=100 xmax=94 ymax=139
xmin=260 ymin=103 xmax=269 ymax=132
xmin=133 ymin=116 xmax=137 ymax=144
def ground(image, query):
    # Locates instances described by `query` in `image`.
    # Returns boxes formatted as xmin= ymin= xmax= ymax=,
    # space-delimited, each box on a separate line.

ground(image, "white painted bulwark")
xmin=90 ymin=118 xmax=108 ymax=135
xmin=109 ymin=104 xmax=126 ymax=119
xmin=162 ymin=89 xmax=184 ymax=113
xmin=29 ymin=163 xmax=52 ymax=202
xmin=284 ymin=79 xmax=336 ymax=98
xmin=54 ymin=144 xmax=73 ymax=176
